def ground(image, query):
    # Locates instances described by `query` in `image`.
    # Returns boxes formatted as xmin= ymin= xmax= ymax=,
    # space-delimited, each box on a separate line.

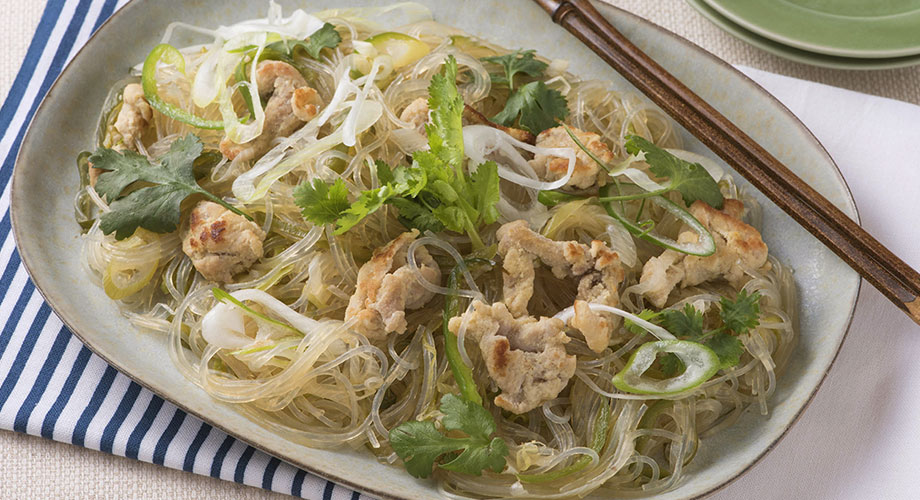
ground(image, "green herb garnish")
xmin=293 ymin=56 xmax=500 ymax=248
xmin=624 ymin=290 xmax=761 ymax=373
xmin=623 ymin=135 xmax=723 ymax=209
xmin=91 ymin=134 xmax=251 ymax=240
xmin=492 ymin=80 xmax=569 ymax=135
xmin=481 ymin=49 xmax=548 ymax=90
xmin=389 ymin=394 xmax=508 ymax=478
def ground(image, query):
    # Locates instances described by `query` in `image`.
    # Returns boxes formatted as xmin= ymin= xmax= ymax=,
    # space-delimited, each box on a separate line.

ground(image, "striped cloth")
xmin=0 ymin=1 xmax=368 ymax=498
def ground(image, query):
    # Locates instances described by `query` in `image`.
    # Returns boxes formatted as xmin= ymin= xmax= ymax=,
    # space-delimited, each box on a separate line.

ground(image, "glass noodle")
xmin=77 ymin=2 xmax=797 ymax=497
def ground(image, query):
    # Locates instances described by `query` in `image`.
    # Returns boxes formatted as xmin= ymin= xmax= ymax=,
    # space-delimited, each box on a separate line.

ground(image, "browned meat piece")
xmin=448 ymin=301 xmax=575 ymax=414
xmin=344 ymin=230 xmax=441 ymax=341
xmin=399 ymin=96 xmax=429 ymax=134
xmin=219 ymin=61 xmax=322 ymax=162
xmin=496 ymin=220 xmax=625 ymax=353
xmin=639 ymin=199 xmax=769 ymax=308
xmin=181 ymin=201 xmax=266 ymax=283
xmin=91 ymin=83 xmax=153 ymax=186
xmin=530 ymin=126 xmax=613 ymax=189
xmin=638 ymin=250 xmax=684 ymax=309
xmin=291 ymin=86 xmax=322 ymax=122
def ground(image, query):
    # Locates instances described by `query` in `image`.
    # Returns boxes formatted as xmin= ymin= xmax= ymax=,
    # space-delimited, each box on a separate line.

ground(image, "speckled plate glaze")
xmin=11 ymin=1 xmax=860 ymax=498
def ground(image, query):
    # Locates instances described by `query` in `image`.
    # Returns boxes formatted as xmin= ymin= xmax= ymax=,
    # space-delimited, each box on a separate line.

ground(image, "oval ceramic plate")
xmin=688 ymin=0 xmax=920 ymax=70
xmin=11 ymin=1 xmax=860 ymax=498
xmin=701 ymin=0 xmax=920 ymax=58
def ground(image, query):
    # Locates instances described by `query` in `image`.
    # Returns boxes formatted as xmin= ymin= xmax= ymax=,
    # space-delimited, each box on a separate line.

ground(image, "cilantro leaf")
xmin=720 ymin=290 xmax=762 ymax=334
xmin=292 ymin=178 xmax=350 ymax=225
xmin=100 ymin=185 xmax=193 ymax=240
xmin=336 ymin=185 xmax=397 ymax=234
xmin=625 ymin=309 xmax=660 ymax=335
xmin=492 ymin=81 xmax=569 ymax=135
xmin=377 ymin=161 xmax=426 ymax=197
xmin=267 ymin=23 xmax=342 ymax=60
xmin=481 ymin=49 xmax=547 ymax=90
xmin=91 ymin=135 xmax=250 ymax=240
xmin=427 ymin=55 xmax=465 ymax=169
xmin=470 ymin=161 xmax=500 ymax=225
xmin=432 ymin=205 xmax=468 ymax=234
xmin=388 ymin=421 xmax=459 ymax=479
xmin=705 ymin=332 xmax=745 ymax=369
xmin=302 ymin=23 xmax=343 ymax=59
xmin=440 ymin=392 xmax=496 ymax=437
xmin=658 ymin=304 xmax=705 ymax=339
xmin=440 ymin=437 xmax=508 ymax=476
xmin=387 ymin=197 xmax=445 ymax=233
xmin=389 ymin=394 xmax=508 ymax=478
xmin=624 ymin=135 xmax=723 ymax=209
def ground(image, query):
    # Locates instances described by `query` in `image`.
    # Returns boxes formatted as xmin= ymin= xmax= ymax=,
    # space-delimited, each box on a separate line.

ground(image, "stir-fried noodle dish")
xmin=75 ymin=3 xmax=797 ymax=497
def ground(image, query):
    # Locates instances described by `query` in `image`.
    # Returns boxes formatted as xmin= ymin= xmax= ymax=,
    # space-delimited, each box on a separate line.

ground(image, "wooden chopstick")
xmin=533 ymin=0 xmax=920 ymax=326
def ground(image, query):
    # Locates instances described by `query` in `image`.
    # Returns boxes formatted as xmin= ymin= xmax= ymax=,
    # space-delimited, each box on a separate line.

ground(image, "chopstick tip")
xmin=906 ymin=297 xmax=920 ymax=327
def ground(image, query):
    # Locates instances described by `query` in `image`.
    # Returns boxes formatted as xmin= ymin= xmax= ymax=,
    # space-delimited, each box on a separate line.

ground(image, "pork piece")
xmin=291 ymin=86 xmax=323 ymax=122
xmin=448 ymin=301 xmax=575 ymax=414
xmin=182 ymin=201 xmax=266 ymax=283
xmin=114 ymin=83 xmax=153 ymax=150
xmin=639 ymin=199 xmax=769 ymax=308
xmin=529 ymin=126 xmax=613 ymax=190
xmin=497 ymin=220 xmax=625 ymax=353
xmin=399 ymin=97 xmax=429 ymax=134
xmin=219 ymin=61 xmax=322 ymax=162
xmin=344 ymin=230 xmax=441 ymax=341
xmin=637 ymin=250 xmax=684 ymax=309
xmin=91 ymin=83 xmax=153 ymax=186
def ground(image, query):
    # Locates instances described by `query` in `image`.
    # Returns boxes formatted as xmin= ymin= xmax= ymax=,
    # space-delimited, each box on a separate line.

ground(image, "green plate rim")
xmin=688 ymin=0 xmax=920 ymax=70
xmin=701 ymin=0 xmax=920 ymax=58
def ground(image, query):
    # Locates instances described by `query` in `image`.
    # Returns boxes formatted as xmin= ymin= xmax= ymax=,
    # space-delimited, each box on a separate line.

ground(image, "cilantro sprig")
xmin=91 ymin=134 xmax=251 ymax=240
xmin=479 ymin=48 xmax=568 ymax=135
xmin=389 ymin=394 xmax=508 ymax=478
xmin=282 ymin=23 xmax=343 ymax=60
xmin=293 ymin=56 xmax=500 ymax=248
xmin=481 ymin=49 xmax=548 ymax=90
xmin=492 ymin=80 xmax=569 ymax=135
xmin=539 ymin=135 xmax=724 ymax=210
xmin=625 ymin=290 xmax=762 ymax=374
xmin=623 ymin=135 xmax=724 ymax=209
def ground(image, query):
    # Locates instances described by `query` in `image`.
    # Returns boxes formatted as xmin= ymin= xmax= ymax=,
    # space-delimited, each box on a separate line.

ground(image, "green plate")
xmin=689 ymin=0 xmax=920 ymax=69
xmin=701 ymin=0 xmax=920 ymax=58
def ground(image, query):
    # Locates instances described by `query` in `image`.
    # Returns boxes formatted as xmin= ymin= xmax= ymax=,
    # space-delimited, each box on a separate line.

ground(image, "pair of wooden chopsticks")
xmin=533 ymin=0 xmax=920 ymax=326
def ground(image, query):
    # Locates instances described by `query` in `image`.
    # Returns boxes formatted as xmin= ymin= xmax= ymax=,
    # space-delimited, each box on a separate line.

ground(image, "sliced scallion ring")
xmin=612 ymin=340 xmax=719 ymax=395
xmin=599 ymin=185 xmax=715 ymax=257
xmin=142 ymin=44 xmax=225 ymax=130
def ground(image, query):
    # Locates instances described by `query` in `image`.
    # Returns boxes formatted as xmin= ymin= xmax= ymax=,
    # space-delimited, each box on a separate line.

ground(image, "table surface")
xmin=2 ymin=0 xmax=918 ymax=498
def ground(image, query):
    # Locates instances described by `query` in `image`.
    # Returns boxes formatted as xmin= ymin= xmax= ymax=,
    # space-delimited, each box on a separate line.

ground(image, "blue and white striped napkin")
xmin=0 ymin=1 xmax=367 ymax=498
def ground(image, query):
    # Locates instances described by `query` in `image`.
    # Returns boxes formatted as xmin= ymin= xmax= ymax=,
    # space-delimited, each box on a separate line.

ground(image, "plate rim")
xmin=700 ymin=0 xmax=920 ymax=58
xmin=688 ymin=0 xmax=920 ymax=70
xmin=10 ymin=0 xmax=862 ymax=498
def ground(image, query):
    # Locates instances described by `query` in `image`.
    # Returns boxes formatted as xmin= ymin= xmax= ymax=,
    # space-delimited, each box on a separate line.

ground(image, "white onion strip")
xmin=463 ymin=125 xmax=576 ymax=191
xmin=554 ymin=303 xmax=675 ymax=341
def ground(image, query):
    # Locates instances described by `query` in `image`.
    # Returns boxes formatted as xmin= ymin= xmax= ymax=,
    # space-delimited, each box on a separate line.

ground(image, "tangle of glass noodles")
xmin=78 ymin=3 xmax=797 ymax=497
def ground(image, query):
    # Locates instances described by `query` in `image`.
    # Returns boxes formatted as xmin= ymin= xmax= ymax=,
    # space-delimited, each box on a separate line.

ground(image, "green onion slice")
xmin=599 ymin=185 xmax=715 ymax=257
xmin=142 ymin=44 xmax=224 ymax=130
xmin=612 ymin=340 xmax=719 ymax=395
